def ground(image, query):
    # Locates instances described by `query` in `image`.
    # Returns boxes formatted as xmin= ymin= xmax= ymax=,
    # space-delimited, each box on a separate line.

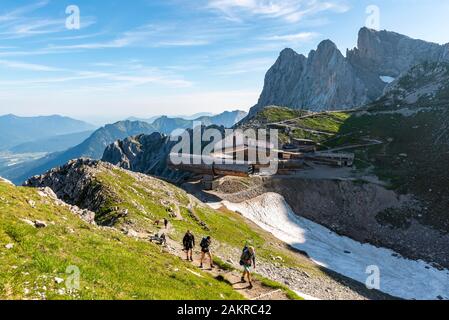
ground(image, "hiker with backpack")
xmin=240 ymin=245 xmax=256 ymax=288
xmin=199 ymin=236 xmax=214 ymax=269
xmin=150 ymin=232 xmax=166 ymax=246
xmin=183 ymin=230 xmax=195 ymax=261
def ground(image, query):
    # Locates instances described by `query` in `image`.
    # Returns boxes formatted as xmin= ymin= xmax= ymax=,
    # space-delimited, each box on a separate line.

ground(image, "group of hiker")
xmin=182 ymin=230 xmax=257 ymax=288
xmin=152 ymin=218 xmax=257 ymax=288
xmin=150 ymin=219 xmax=169 ymax=245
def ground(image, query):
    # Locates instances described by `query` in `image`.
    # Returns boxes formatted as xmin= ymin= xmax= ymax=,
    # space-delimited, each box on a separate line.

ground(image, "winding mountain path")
xmin=126 ymin=225 xmax=297 ymax=300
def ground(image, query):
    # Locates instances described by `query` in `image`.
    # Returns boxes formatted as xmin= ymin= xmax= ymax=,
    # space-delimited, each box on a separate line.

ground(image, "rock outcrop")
xmin=25 ymin=159 xmax=109 ymax=214
xmin=102 ymin=132 xmax=190 ymax=183
xmin=35 ymin=185 xmax=96 ymax=225
xmin=252 ymin=27 xmax=449 ymax=113
xmin=102 ymin=126 xmax=226 ymax=183
xmin=24 ymin=158 xmax=184 ymax=226
xmin=348 ymin=28 xmax=448 ymax=78
xmin=378 ymin=62 xmax=449 ymax=106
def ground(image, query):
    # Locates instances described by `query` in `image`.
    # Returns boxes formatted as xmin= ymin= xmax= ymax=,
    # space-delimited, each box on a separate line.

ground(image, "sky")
xmin=0 ymin=0 xmax=449 ymax=124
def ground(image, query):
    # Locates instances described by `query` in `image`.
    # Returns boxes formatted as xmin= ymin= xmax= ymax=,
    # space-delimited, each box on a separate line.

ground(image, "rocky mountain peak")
xmin=350 ymin=27 xmax=446 ymax=77
xmin=279 ymin=47 xmax=300 ymax=59
xmin=251 ymin=27 xmax=449 ymax=114
xmin=441 ymin=44 xmax=449 ymax=61
xmin=275 ymin=48 xmax=307 ymax=66
xmin=309 ymin=39 xmax=344 ymax=69
xmin=316 ymin=39 xmax=339 ymax=54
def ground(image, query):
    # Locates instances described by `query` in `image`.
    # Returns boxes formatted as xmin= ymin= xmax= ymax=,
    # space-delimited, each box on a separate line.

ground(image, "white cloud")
xmin=0 ymin=59 xmax=65 ymax=72
xmin=215 ymin=57 xmax=274 ymax=75
xmin=0 ymin=17 xmax=96 ymax=39
xmin=260 ymin=31 xmax=318 ymax=42
xmin=0 ymin=19 xmax=65 ymax=38
xmin=46 ymin=24 xmax=211 ymax=51
xmin=206 ymin=0 xmax=349 ymax=23
xmin=216 ymin=42 xmax=286 ymax=58
xmin=48 ymin=31 xmax=106 ymax=42
xmin=283 ymin=1 xmax=349 ymax=23
xmin=0 ymin=1 xmax=49 ymax=23
xmin=0 ymin=48 xmax=73 ymax=58
xmin=0 ymin=62 xmax=193 ymax=90
xmin=0 ymin=2 xmax=95 ymax=40
xmin=154 ymin=40 xmax=211 ymax=47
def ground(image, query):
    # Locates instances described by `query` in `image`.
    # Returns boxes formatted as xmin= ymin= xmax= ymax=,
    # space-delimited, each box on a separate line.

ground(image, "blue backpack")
xmin=200 ymin=237 xmax=209 ymax=249
xmin=240 ymin=247 xmax=253 ymax=265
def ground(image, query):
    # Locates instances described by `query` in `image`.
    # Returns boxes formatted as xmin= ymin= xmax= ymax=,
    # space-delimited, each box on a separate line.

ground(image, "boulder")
xmin=34 ymin=220 xmax=48 ymax=228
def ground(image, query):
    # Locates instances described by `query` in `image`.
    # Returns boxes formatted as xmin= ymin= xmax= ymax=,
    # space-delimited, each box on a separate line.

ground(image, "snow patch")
xmin=294 ymin=290 xmax=320 ymax=300
xmin=380 ymin=76 xmax=395 ymax=83
xmin=0 ymin=177 xmax=14 ymax=185
xmin=207 ymin=202 xmax=223 ymax=210
xmin=220 ymin=193 xmax=449 ymax=300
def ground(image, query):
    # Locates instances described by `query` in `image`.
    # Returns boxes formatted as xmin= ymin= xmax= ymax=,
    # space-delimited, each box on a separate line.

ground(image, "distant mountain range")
xmin=150 ymin=110 xmax=247 ymax=134
xmin=127 ymin=112 xmax=215 ymax=123
xmin=9 ymin=130 xmax=94 ymax=154
xmin=0 ymin=110 xmax=247 ymax=184
xmin=1 ymin=121 xmax=156 ymax=184
xmin=251 ymin=27 xmax=449 ymax=114
xmin=0 ymin=114 xmax=96 ymax=150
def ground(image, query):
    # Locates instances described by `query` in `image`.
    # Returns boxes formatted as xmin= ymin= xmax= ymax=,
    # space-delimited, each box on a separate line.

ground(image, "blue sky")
xmin=0 ymin=0 xmax=448 ymax=124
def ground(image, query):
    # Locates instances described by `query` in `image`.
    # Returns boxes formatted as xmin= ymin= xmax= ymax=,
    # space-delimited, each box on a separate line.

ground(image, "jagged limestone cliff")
xmin=252 ymin=27 xmax=449 ymax=113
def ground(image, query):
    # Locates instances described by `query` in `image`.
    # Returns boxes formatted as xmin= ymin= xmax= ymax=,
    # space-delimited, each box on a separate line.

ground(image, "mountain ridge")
xmin=251 ymin=27 xmax=449 ymax=114
xmin=1 ymin=120 xmax=156 ymax=184
xmin=1 ymin=110 xmax=248 ymax=184
xmin=0 ymin=114 xmax=96 ymax=150
xmin=9 ymin=130 xmax=94 ymax=154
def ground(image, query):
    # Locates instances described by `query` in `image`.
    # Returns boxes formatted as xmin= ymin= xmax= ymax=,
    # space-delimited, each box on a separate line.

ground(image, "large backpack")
xmin=240 ymin=247 xmax=253 ymax=265
xmin=200 ymin=237 xmax=209 ymax=249
xmin=183 ymin=233 xmax=192 ymax=246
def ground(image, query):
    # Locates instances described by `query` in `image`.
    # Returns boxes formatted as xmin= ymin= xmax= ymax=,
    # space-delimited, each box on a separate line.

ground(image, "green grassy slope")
xmin=332 ymin=109 xmax=449 ymax=231
xmin=255 ymin=107 xmax=309 ymax=123
xmin=238 ymin=106 xmax=353 ymax=145
xmin=87 ymin=165 xmax=316 ymax=273
xmin=0 ymin=181 xmax=243 ymax=300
